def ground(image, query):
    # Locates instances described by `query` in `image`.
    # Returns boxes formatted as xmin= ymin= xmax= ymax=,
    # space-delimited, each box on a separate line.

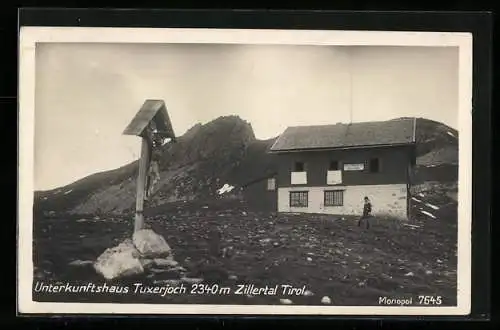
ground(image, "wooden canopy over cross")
xmin=123 ymin=99 xmax=176 ymax=233
xmin=123 ymin=99 xmax=176 ymax=141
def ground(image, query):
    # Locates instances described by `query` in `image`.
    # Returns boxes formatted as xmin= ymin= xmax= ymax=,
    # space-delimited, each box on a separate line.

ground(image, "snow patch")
xmin=64 ymin=189 xmax=73 ymax=195
xmin=412 ymin=197 xmax=422 ymax=203
xmin=403 ymin=223 xmax=421 ymax=229
xmin=447 ymin=131 xmax=456 ymax=138
xmin=425 ymin=203 xmax=439 ymax=210
xmin=217 ymin=183 xmax=235 ymax=195
xmin=420 ymin=210 xmax=437 ymax=219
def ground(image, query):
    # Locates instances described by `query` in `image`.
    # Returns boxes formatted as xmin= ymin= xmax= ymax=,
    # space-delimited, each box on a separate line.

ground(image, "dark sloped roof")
xmin=269 ymin=118 xmax=416 ymax=152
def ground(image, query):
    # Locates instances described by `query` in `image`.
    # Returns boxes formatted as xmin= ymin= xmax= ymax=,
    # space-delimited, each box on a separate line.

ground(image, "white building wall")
xmin=277 ymin=184 xmax=408 ymax=220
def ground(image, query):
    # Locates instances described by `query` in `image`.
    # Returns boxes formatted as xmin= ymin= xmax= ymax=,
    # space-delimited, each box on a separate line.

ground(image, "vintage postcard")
xmin=18 ymin=26 xmax=472 ymax=315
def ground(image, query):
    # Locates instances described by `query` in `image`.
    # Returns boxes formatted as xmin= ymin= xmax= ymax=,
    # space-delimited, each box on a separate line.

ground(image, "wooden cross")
xmin=122 ymin=100 xmax=176 ymax=233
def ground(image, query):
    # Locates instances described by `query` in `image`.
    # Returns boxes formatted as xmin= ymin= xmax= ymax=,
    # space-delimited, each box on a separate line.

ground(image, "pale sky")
xmin=34 ymin=43 xmax=458 ymax=191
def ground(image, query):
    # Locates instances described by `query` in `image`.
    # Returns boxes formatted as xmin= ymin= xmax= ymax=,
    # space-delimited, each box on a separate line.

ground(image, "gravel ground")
xmin=32 ymin=200 xmax=457 ymax=307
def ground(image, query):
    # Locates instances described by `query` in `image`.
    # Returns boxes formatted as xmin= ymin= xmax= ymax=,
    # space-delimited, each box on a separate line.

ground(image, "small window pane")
xmin=369 ymin=158 xmax=380 ymax=173
xmin=324 ymin=190 xmax=344 ymax=206
xmin=290 ymin=191 xmax=308 ymax=207
xmin=267 ymin=178 xmax=276 ymax=191
xmin=294 ymin=162 xmax=305 ymax=172
xmin=329 ymin=160 xmax=339 ymax=171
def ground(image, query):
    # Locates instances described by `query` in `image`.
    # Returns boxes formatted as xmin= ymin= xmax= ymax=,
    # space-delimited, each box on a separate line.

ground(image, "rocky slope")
xmin=412 ymin=117 xmax=458 ymax=183
xmin=34 ymin=116 xmax=458 ymax=216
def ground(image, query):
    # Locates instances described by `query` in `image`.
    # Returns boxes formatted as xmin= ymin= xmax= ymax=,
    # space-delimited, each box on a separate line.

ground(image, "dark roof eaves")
xmin=268 ymin=142 xmax=414 ymax=153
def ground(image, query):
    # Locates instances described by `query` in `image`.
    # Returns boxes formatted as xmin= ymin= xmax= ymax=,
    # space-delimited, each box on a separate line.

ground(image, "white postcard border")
xmin=18 ymin=27 xmax=473 ymax=315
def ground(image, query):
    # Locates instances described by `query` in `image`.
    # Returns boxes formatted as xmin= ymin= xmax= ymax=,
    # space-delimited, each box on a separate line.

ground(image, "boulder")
xmin=133 ymin=229 xmax=172 ymax=258
xmin=149 ymin=267 xmax=185 ymax=279
xmin=68 ymin=259 xmax=94 ymax=267
xmin=94 ymin=239 xmax=144 ymax=280
xmin=140 ymin=258 xmax=155 ymax=270
xmin=180 ymin=277 xmax=203 ymax=284
xmin=153 ymin=257 xmax=179 ymax=268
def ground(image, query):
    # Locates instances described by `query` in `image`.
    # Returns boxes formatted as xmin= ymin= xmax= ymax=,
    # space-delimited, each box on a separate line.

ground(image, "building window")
xmin=327 ymin=170 xmax=342 ymax=185
xmin=329 ymin=160 xmax=339 ymax=171
xmin=267 ymin=178 xmax=276 ymax=191
xmin=324 ymin=190 xmax=344 ymax=206
xmin=294 ymin=161 xmax=305 ymax=172
xmin=290 ymin=191 xmax=308 ymax=207
xmin=369 ymin=158 xmax=380 ymax=173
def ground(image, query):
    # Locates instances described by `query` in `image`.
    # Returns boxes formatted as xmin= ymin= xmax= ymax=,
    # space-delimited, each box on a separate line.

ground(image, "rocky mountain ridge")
xmin=34 ymin=116 xmax=458 ymax=216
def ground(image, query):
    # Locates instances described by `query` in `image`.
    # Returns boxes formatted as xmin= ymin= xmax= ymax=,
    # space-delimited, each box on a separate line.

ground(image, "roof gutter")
xmin=268 ymin=142 xmax=414 ymax=154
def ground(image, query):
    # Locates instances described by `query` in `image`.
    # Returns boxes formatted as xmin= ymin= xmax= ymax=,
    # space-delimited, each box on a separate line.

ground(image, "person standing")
xmin=358 ymin=196 xmax=372 ymax=229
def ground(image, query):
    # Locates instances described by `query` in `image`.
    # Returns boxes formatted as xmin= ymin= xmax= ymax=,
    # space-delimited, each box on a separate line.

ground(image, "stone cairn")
xmin=93 ymin=229 xmax=202 ymax=285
